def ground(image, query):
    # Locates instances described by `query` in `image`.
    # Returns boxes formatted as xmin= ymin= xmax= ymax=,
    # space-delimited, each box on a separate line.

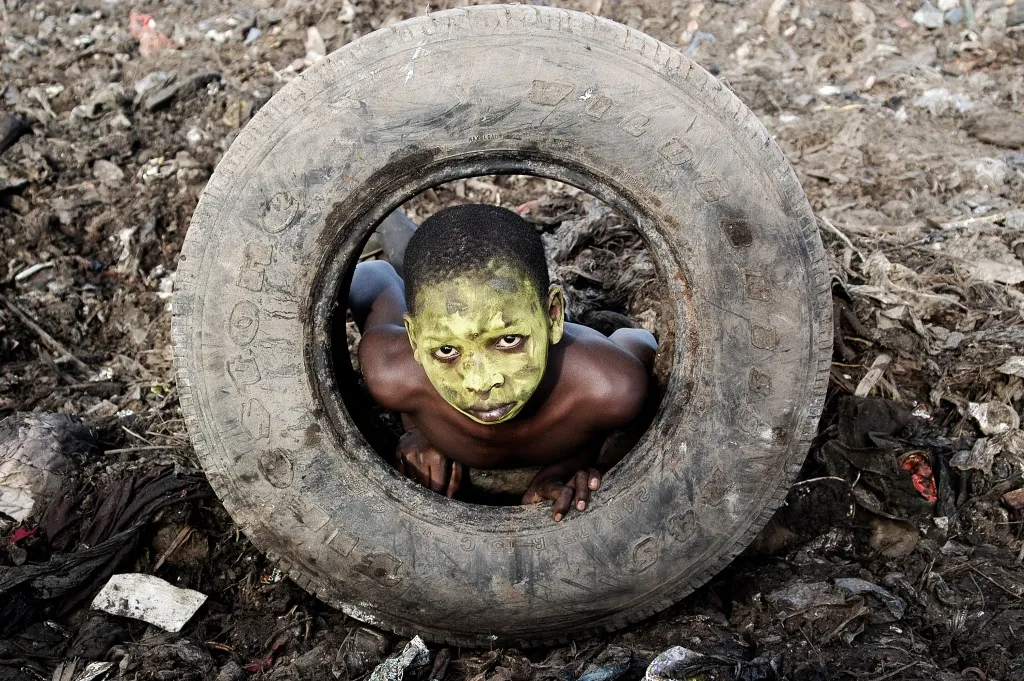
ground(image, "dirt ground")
xmin=2 ymin=0 xmax=1024 ymax=679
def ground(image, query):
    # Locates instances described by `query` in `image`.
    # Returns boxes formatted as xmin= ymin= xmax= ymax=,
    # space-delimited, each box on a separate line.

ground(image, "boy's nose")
xmin=462 ymin=360 xmax=504 ymax=394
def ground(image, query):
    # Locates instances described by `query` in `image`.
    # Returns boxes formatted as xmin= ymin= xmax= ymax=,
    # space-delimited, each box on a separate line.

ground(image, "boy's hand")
xmin=396 ymin=428 xmax=462 ymax=497
xmin=522 ymin=466 xmax=601 ymax=522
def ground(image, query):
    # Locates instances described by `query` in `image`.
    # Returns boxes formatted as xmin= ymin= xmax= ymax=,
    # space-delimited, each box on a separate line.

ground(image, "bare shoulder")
xmin=357 ymin=324 xmax=423 ymax=412
xmin=559 ymin=323 xmax=649 ymax=429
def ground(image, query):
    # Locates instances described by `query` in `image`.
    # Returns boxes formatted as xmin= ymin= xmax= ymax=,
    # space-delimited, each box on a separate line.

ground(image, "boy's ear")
xmin=403 ymin=313 xmax=425 ymax=365
xmin=547 ymin=285 xmax=565 ymax=345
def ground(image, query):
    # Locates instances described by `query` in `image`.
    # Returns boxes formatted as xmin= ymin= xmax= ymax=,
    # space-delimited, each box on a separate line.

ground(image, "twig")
xmin=0 ymin=292 xmax=91 ymax=374
xmin=817 ymin=216 xmax=865 ymax=262
xmin=104 ymin=445 xmax=179 ymax=454
xmin=866 ymin=662 xmax=920 ymax=681
xmin=122 ymin=426 xmax=155 ymax=446
xmin=154 ymin=525 xmax=193 ymax=571
xmin=967 ymin=564 xmax=1024 ymax=599
xmin=934 ymin=211 xmax=1008 ymax=231
xmin=822 ymin=605 xmax=869 ymax=643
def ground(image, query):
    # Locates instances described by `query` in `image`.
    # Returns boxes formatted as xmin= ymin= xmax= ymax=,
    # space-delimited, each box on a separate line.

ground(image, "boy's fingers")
xmin=446 ymin=462 xmax=463 ymax=498
xmin=428 ymin=457 xmax=447 ymax=493
xmin=553 ymin=486 xmax=574 ymax=521
xmin=588 ymin=469 xmax=602 ymax=491
xmin=573 ymin=470 xmax=590 ymax=511
xmin=411 ymin=453 xmax=429 ymax=487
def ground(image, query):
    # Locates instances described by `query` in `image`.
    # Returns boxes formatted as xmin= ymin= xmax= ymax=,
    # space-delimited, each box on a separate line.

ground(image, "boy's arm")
xmin=349 ymin=260 xmax=406 ymax=332
xmin=351 ymin=261 xmax=419 ymax=412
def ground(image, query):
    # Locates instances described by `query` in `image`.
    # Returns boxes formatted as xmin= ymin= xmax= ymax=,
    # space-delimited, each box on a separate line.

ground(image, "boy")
xmin=349 ymin=204 xmax=656 ymax=521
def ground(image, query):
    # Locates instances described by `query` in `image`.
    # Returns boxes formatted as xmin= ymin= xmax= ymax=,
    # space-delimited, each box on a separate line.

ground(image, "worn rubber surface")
xmin=172 ymin=5 xmax=832 ymax=646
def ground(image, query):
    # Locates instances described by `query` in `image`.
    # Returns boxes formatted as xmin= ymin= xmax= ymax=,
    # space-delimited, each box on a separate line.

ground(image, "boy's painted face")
xmin=404 ymin=261 xmax=564 ymax=425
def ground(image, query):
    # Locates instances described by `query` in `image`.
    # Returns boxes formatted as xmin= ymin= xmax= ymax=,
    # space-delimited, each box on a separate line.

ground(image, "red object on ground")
xmin=900 ymin=453 xmax=938 ymax=503
xmin=8 ymin=526 xmax=37 ymax=544
xmin=129 ymin=12 xmax=176 ymax=58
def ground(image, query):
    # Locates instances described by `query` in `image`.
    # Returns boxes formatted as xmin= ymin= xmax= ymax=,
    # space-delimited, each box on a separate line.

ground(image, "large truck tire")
xmin=172 ymin=5 xmax=832 ymax=646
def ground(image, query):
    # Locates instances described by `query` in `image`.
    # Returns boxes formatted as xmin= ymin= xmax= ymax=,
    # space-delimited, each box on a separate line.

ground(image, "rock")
xmin=92 ymin=159 xmax=124 ymax=185
xmin=0 ymin=413 xmax=86 ymax=522
xmin=968 ymin=112 xmax=1024 ymax=149
xmin=944 ymin=7 xmax=964 ymax=24
xmin=937 ymin=0 xmax=959 ymax=10
xmin=1006 ymin=210 xmax=1024 ymax=230
xmin=913 ymin=2 xmax=945 ymax=29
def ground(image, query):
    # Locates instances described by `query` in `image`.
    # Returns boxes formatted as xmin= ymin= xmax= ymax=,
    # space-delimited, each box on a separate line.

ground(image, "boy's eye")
xmin=495 ymin=335 xmax=524 ymax=350
xmin=432 ymin=345 xmax=460 ymax=360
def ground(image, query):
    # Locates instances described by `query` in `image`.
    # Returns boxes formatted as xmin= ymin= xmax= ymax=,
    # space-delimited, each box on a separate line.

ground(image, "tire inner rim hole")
xmin=329 ymin=173 xmax=673 ymax=507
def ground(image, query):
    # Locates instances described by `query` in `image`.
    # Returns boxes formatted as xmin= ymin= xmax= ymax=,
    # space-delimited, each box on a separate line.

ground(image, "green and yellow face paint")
xmin=403 ymin=260 xmax=564 ymax=424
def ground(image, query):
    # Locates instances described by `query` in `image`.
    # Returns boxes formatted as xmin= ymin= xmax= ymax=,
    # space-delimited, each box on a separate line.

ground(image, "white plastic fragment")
xmin=967 ymin=401 xmax=1020 ymax=436
xmin=91 ymin=574 xmax=207 ymax=633
xmin=75 ymin=661 xmax=115 ymax=681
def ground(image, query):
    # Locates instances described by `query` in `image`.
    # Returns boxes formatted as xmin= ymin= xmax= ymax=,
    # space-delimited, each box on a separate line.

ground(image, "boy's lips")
xmin=466 ymin=402 xmax=515 ymax=422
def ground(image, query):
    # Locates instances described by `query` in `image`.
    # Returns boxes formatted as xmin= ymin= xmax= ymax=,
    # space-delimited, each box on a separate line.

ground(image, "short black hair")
xmin=403 ymin=204 xmax=550 ymax=312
